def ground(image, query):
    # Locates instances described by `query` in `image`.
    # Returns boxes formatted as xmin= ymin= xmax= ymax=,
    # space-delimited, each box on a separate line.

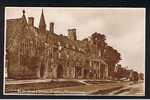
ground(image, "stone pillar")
xmin=103 ymin=65 xmax=108 ymax=80
xmin=36 ymin=65 xmax=41 ymax=79
xmin=67 ymin=65 xmax=71 ymax=79
xmin=73 ymin=67 xmax=76 ymax=79
xmin=98 ymin=62 xmax=101 ymax=79
xmin=43 ymin=59 xmax=49 ymax=79
xmin=53 ymin=65 xmax=58 ymax=79
xmin=105 ymin=65 xmax=109 ymax=79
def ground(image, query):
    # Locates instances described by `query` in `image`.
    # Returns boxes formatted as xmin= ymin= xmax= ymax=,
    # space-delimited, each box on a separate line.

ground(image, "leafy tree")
xmin=90 ymin=32 xmax=121 ymax=79
xmin=104 ymin=45 xmax=121 ymax=78
xmin=91 ymin=32 xmax=107 ymax=57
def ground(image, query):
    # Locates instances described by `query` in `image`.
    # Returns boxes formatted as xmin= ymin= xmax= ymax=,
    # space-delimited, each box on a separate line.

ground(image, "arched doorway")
xmin=83 ymin=69 xmax=89 ymax=79
xmin=75 ymin=66 xmax=82 ymax=79
xmin=40 ymin=62 xmax=46 ymax=78
xmin=57 ymin=64 xmax=63 ymax=78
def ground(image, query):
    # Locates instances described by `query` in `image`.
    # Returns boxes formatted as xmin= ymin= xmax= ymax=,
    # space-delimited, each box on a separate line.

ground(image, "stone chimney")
xmin=28 ymin=17 xmax=34 ymax=26
xmin=49 ymin=22 xmax=54 ymax=33
xmin=68 ymin=28 xmax=77 ymax=41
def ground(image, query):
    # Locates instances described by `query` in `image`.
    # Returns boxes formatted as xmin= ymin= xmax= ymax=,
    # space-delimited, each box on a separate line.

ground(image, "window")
xmin=58 ymin=52 xmax=61 ymax=59
xmin=90 ymin=61 xmax=92 ymax=67
xmin=75 ymin=66 xmax=82 ymax=78
xmin=58 ymin=42 xmax=61 ymax=46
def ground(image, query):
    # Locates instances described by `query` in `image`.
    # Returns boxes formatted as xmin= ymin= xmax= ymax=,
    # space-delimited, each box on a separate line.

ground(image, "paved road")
xmin=36 ymin=81 xmax=144 ymax=96
xmin=5 ymin=79 xmax=144 ymax=96
xmin=37 ymin=82 xmax=124 ymax=95
xmin=111 ymin=82 xmax=144 ymax=96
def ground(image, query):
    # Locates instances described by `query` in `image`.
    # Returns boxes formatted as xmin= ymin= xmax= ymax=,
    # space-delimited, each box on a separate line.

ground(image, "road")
xmin=5 ymin=79 xmax=144 ymax=96
xmin=110 ymin=82 xmax=144 ymax=96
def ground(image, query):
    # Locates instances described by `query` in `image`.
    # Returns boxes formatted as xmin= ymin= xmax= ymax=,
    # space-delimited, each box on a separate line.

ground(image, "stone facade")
xmin=6 ymin=10 xmax=108 ymax=80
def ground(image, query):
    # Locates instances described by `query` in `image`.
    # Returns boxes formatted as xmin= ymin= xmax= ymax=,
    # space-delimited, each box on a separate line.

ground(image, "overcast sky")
xmin=5 ymin=7 xmax=145 ymax=73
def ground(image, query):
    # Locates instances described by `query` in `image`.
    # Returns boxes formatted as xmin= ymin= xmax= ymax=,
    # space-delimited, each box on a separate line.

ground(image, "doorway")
xmin=40 ymin=62 xmax=46 ymax=78
xmin=57 ymin=64 xmax=63 ymax=78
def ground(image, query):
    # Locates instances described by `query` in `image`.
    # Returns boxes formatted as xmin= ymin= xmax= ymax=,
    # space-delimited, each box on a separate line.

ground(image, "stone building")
xmin=6 ymin=10 xmax=108 ymax=79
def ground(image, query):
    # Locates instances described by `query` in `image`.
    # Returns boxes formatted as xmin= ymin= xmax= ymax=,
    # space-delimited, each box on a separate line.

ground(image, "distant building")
xmin=6 ymin=10 xmax=109 ymax=79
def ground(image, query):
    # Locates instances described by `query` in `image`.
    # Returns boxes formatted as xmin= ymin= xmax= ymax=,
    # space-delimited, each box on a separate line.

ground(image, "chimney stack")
xmin=49 ymin=22 xmax=54 ymax=33
xmin=68 ymin=28 xmax=77 ymax=41
xmin=28 ymin=17 xmax=34 ymax=26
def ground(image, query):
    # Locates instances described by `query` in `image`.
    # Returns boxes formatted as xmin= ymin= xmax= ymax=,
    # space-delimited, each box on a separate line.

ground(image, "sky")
xmin=5 ymin=7 xmax=145 ymax=73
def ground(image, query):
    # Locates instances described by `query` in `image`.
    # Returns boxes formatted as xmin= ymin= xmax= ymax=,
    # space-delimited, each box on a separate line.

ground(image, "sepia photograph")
xmin=4 ymin=7 xmax=145 ymax=96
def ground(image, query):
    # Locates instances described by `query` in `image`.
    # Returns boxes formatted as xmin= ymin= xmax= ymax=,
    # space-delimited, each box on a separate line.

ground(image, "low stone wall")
xmin=5 ymin=80 xmax=85 ymax=93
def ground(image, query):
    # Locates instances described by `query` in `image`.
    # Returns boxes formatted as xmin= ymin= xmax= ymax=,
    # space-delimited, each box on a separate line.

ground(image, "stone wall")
xmin=6 ymin=13 xmax=109 ymax=80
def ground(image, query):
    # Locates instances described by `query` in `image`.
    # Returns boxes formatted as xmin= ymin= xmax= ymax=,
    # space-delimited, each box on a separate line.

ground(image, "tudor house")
xmin=5 ymin=10 xmax=109 ymax=79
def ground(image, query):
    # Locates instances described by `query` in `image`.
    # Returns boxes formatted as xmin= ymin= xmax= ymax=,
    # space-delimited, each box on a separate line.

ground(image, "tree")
xmin=91 ymin=32 xmax=107 ymax=57
xmin=104 ymin=45 xmax=121 ymax=78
